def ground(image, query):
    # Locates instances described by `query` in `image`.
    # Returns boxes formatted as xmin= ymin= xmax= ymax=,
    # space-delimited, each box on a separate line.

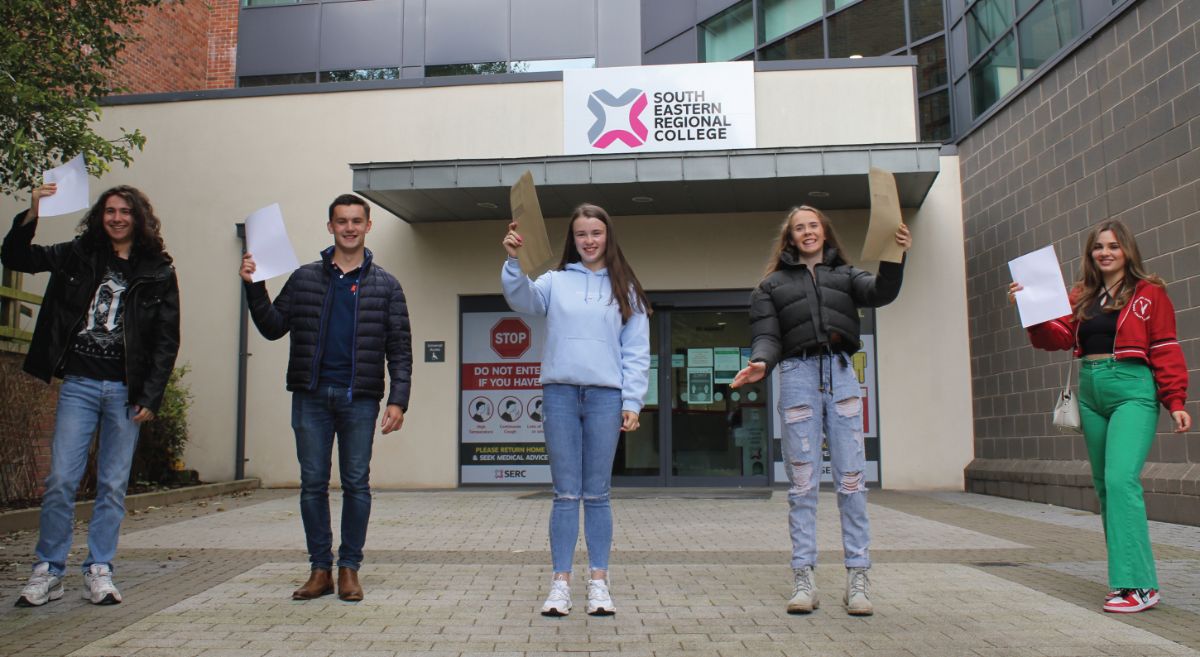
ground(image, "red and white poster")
xmin=460 ymin=311 xmax=551 ymax=484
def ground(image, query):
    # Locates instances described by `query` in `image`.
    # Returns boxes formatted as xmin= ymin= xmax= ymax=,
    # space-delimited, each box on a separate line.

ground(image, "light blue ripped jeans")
xmin=777 ymin=354 xmax=870 ymax=570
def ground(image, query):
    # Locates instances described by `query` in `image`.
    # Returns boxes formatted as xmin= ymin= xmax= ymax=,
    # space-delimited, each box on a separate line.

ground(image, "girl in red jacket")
xmin=1009 ymin=219 xmax=1190 ymax=614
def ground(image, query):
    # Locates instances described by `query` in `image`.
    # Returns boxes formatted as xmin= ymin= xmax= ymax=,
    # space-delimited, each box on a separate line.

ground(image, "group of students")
xmin=4 ymin=182 xmax=1189 ymax=618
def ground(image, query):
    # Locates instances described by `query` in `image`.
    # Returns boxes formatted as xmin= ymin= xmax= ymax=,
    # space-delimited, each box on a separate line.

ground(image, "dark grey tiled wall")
xmin=960 ymin=0 xmax=1200 ymax=522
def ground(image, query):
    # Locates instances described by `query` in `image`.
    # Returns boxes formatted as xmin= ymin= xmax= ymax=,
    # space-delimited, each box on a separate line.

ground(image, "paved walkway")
xmin=1 ymin=488 xmax=1198 ymax=657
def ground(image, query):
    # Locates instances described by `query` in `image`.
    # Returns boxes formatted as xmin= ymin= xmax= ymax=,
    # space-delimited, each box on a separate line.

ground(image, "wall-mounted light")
xmin=631 ymin=196 xmax=654 ymax=203
xmin=476 ymin=201 xmax=499 ymax=209
xmin=808 ymin=191 xmax=830 ymax=198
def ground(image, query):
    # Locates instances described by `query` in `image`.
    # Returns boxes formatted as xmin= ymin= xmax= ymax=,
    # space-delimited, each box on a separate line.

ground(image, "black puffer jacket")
xmin=749 ymin=246 xmax=904 ymax=372
xmin=245 ymin=246 xmax=413 ymax=410
xmin=1 ymin=212 xmax=181 ymax=413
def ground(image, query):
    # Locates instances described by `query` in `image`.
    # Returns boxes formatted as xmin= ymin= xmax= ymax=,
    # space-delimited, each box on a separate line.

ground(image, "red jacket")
xmin=1027 ymin=279 xmax=1188 ymax=412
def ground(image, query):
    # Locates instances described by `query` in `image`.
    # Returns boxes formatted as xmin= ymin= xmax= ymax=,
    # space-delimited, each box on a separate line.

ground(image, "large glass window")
xmin=914 ymin=37 xmax=947 ymax=92
xmin=909 ymin=0 xmax=945 ymax=41
xmin=1017 ymin=0 xmax=1081 ymax=76
xmin=969 ymin=33 xmax=1017 ymax=116
xmin=967 ymin=0 xmax=1014 ymax=59
xmin=919 ymin=90 xmax=951 ymax=140
xmin=319 ymin=68 xmax=400 ymax=83
xmin=828 ymin=0 xmax=906 ymax=58
xmin=760 ymin=0 xmax=823 ymax=43
xmin=241 ymin=0 xmax=300 ymax=6
xmin=760 ymin=21 xmax=825 ymax=60
xmin=700 ymin=1 xmax=755 ymax=62
xmin=238 ymin=72 xmax=317 ymax=87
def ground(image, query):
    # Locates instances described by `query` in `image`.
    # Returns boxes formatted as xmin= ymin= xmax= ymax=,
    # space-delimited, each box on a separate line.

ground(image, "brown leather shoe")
xmin=291 ymin=568 xmax=333 ymax=600
xmin=337 ymin=567 xmax=363 ymax=602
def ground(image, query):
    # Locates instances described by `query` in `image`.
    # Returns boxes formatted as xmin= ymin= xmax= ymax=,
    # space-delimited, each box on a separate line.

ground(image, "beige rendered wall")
xmin=0 ymin=64 xmax=965 ymax=489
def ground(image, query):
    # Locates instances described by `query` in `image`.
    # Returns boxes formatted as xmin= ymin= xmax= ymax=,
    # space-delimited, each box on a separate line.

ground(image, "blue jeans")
xmin=777 ymin=355 xmax=871 ymax=570
xmin=291 ymin=386 xmax=379 ymax=571
xmin=541 ymin=383 xmax=622 ymax=573
xmin=35 ymin=376 xmax=141 ymax=576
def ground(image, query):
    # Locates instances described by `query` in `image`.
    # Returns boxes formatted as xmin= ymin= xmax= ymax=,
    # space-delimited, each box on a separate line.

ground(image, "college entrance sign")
xmin=562 ymin=62 xmax=756 ymax=155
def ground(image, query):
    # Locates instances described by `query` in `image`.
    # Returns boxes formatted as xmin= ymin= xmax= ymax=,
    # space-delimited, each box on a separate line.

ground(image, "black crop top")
xmin=1077 ymin=295 xmax=1118 ymax=356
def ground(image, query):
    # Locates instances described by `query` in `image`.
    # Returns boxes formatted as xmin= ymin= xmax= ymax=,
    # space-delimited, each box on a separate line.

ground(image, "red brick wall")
xmin=110 ymin=0 xmax=240 ymax=94
xmin=207 ymin=0 xmax=239 ymax=89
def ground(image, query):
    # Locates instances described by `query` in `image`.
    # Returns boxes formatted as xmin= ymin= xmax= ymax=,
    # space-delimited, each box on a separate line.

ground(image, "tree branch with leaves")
xmin=0 ymin=0 xmax=168 ymax=197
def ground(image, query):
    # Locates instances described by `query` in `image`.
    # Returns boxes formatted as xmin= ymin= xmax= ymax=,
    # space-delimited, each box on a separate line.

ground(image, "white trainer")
xmin=586 ymin=578 xmax=615 ymax=615
xmin=16 ymin=563 xmax=64 ymax=607
xmin=540 ymin=579 xmax=571 ymax=616
xmin=82 ymin=564 xmax=123 ymax=605
xmin=787 ymin=565 xmax=819 ymax=614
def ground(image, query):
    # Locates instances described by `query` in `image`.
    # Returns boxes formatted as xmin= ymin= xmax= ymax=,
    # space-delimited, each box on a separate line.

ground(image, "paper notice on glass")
xmin=861 ymin=167 xmax=905 ymax=263
xmin=39 ymin=155 xmax=90 ymax=217
xmin=1008 ymin=244 xmax=1072 ymax=328
xmin=509 ymin=171 xmax=555 ymax=276
xmin=244 ymin=203 xmax=300 ymax=282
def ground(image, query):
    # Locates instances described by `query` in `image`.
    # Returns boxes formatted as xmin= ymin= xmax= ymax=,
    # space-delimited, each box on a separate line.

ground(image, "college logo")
xmin=494 ymin=468 xmax=527 ymax=479
xmin=587 ymin=88 xmax=648 ymax=148
xmin=1131 ymin=296 xmax=1151 ymax=320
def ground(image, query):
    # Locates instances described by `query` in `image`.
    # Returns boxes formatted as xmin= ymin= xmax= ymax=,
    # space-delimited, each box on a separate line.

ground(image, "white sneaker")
xmin=844 ymin=567 xmax=873 ymax=616
xmin=540 ymin=579 xmax=571 ymax=616
xmin=787 ymin=565 xmax=819 ymax=614
xmin=15 ymin=563 xmax=63 ymax=607
xmin=82 ymin=564 xmax=122 ymax=605
xmin=586 ymin=578 xmax=615 ymax=615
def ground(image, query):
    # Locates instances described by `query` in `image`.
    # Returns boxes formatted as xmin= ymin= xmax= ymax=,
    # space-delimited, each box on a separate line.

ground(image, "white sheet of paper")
xmin=244 ymin=203 xmax=300 ymax=282
xmin=39 ymin=155 xmax=90 ymax=217
xmin=1008 ymin=244 xmax=1072 ymax=328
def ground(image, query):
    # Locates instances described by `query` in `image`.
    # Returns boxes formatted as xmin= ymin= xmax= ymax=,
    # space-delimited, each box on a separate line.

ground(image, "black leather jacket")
xmin=244 ymin=246 xmax=413 ymax=410
xmin=2 ymin=212 xmax=181 ymax=413
xmin=749 ymin=246 xmax=904 ymax=372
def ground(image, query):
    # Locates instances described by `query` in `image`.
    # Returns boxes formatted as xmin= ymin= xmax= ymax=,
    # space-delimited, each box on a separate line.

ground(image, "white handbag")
xmin=1052 ymin=358 xmax=1081 ymax=433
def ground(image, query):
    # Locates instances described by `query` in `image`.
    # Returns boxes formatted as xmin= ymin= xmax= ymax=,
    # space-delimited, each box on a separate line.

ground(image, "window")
xmin=913 ymin=37 xmax=947 ymax=92
xmin=966 ymin=0 xmax=1013 ymax=60
xmin=238 ymin=72 xmax=317 ymax=87
xmin=241 ymin=0 xmax=301 ymax=6
xmin=319 ymin=68 xmax=401 ymax=83
xmin=426 ymin=58 xmax=594 ymax=78
xmin=760 ymin=21 xmax=825 ymax=60
xmin=909 ymin=0 xmax=945 ymax=41
xmin=1017 ymin=0 xmax=1081 ymax=76
xmin=919 ymin=90 xmax=951 ymax=140
xmin=760 ymin=0 xmax=823 ymax=44
xmin=969 ymin=33 xmax=1017 ymax=116
xmin=700 ymin=1 xmax=755 ymax=62
xmin=828 ymin=0 xmax=906 ymax=58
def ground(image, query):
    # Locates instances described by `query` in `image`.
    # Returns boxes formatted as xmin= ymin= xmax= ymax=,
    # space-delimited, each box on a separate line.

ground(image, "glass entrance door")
xmin=612 ymin=291 xmax=769 ymax=487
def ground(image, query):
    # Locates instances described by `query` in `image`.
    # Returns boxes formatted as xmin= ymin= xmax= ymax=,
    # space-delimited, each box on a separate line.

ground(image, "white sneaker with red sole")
xmin=1103 ymin=588 xmax=1159 ymax=613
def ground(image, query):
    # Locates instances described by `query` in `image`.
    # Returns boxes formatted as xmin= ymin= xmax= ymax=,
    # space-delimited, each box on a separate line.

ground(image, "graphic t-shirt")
xmin=63 ymin=255 xmax=133 ymax=382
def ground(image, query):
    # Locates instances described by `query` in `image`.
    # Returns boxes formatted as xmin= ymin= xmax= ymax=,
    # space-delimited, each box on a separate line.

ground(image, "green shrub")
xmin=130 ymin=365 xmax=194 ymax=485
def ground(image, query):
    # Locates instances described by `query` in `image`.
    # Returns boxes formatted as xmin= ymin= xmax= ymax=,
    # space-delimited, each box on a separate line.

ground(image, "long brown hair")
xmin=761 ymin=205 xmax=848 ymax=279
xmin=1072 ymin=219 xmax=1162 ymax=320
xmin=77 ymin=185 xmax=172 ymax=263
xmin=556 ymin=203 xmax=650 ymax=323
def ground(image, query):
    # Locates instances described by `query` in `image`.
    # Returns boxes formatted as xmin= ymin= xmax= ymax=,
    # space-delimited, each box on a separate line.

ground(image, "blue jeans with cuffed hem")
xmin=292 ymin=386 xmax=379 ymax=571
xmin=777 ymin=356 xmax=871 ymax=570
xmin=35 ymin=376 xmax=142 ymax=576
xmin=541 ymin=384 xmax=623 ymax=574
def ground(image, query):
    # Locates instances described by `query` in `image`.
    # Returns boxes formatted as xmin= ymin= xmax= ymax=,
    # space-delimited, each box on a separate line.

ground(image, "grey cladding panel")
xmin=425 ymin=0 xmax=509 ymax=65
xmin=237 ymin=4 xmax=320 ymax=76
xmin=511 ymin=0 xmax=596 ymax=61
xmin=641 ymin=0 xmax=695 ymax=51
xmin=403 ymin=0 xmax=425 ymax=66
xmin=597 ymin=0 xmax=642 ymax=67
xmin=642 ymin=28 xmax=697 ymax=65
xmin=319 ymin=0 xmax=404 ymax=71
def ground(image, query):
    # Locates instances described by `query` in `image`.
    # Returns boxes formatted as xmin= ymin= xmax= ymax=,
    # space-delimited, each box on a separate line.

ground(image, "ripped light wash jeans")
xmin=777 ymin=354 xmax=870 ymax=570
xmin=541 ymin=383 xmax=623 ymax=574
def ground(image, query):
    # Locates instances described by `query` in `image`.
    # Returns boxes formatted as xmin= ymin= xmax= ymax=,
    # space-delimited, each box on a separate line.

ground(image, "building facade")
xmin=1 ymin=0 xmax=1195 ymax=520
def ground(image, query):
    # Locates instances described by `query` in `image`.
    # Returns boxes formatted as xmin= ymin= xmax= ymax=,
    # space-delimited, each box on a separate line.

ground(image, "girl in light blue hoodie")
xmin=501 ymin=203 xmax=650 ymax=617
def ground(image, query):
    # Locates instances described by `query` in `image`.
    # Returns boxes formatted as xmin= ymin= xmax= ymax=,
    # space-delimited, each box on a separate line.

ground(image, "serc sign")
xmin=563 ymin=62 xmax=756 ymax=155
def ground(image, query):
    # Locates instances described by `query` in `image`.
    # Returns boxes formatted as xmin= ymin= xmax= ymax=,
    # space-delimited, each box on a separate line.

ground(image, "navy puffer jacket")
xmin=749 ymin=246 xmax=904 ymax=373
xmin=244 ymin=247 xmax=412 ymax=410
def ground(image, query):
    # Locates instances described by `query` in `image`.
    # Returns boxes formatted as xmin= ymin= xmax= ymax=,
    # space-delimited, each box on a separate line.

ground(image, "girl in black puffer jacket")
xmin=733 ymin=205 xmax=910 ymax=617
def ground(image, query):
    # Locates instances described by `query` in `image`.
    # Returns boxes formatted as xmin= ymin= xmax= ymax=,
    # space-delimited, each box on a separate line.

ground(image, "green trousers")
xmin=1078 ymin=357 xmax=1159 ymax=590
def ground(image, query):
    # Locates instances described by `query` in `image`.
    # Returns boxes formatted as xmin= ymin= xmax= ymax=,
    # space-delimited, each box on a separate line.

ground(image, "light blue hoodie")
xmin=501 ymin=257 xmax=650 ymax=413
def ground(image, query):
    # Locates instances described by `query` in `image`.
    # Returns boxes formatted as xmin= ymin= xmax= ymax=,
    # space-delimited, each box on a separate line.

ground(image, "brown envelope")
xmin=861 ymin=166 xmax=905 ymax=264
xmin=509 ymin=170 xmax=555 ymax=276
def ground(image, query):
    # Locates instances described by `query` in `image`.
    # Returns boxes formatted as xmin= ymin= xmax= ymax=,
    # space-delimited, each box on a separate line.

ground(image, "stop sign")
xmin=490 ymin=317 xmax=531 ymax=359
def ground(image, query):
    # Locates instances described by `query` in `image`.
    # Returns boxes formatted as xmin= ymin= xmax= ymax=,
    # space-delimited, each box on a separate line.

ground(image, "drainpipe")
xmin=235 ymin=223 xmax=248 ymax=480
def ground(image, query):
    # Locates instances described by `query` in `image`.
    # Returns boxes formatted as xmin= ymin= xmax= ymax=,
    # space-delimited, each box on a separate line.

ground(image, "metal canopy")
xmin=350 ymin=144 xmax=942 ymax=223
